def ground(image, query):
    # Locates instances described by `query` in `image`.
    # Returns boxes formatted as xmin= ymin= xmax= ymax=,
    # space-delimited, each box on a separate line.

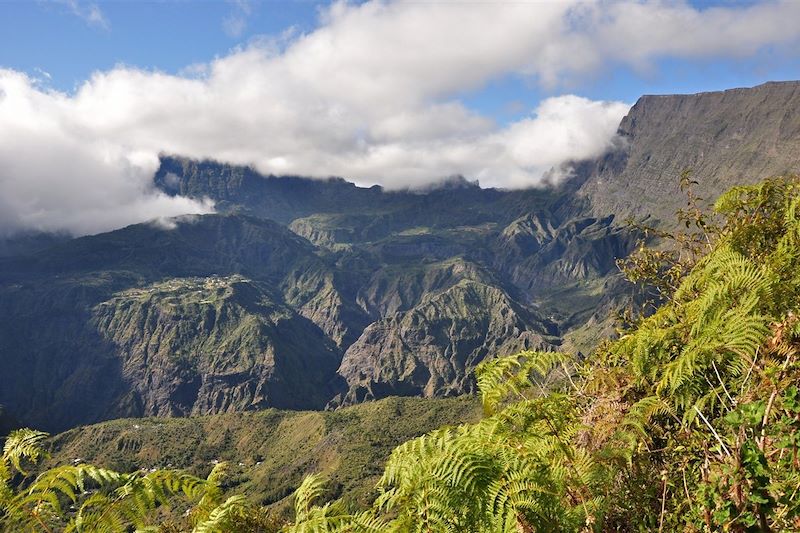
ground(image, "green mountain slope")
xmin=0 ymin=215 xmax=359 ymax=431
xmin=44 ymin=396 xmax=480 ymax=509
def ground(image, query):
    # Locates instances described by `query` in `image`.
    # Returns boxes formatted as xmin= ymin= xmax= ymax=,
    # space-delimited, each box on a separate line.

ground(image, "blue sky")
xmin=1 ymin=2 xmax=323 ymax=91
xmin=2 ymin=1 xmax=800 ymax=236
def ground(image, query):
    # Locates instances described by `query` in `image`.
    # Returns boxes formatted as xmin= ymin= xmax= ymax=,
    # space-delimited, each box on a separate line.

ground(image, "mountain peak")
xmin=412 ymin=175 xmax=481 ymax=193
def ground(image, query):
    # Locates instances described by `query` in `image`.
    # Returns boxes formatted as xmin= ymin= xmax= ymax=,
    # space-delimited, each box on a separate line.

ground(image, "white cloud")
xmin=2 ymin=0 xmax=800 ymax=235
xmin=223 ymin=0 xmax=254 ymax=38
xmin=589 ymin=0 xmax=800 ymax=69
xmin=57 ymin=0 xmax=110 ymax=30
xmin=0 ymin=70 xmax=213 ymax=237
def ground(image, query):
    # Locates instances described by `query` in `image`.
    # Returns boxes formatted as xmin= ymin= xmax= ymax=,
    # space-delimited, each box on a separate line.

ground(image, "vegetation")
xmin=4 ymin=176 xmax=800 ymax=531
xmin=45 ymin=397 xmax=480 ymax=510
xmin=282 ymin=176 xmax=800 ymax=531
xmin=0 ymin=429 xmax=280 ymax=532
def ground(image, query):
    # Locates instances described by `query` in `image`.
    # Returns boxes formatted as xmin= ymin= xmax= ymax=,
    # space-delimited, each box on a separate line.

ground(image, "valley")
xmin=4 ymin=1 xmax=800 ymax=527
xmin=2 ymin=82 xmax=800 ymax=435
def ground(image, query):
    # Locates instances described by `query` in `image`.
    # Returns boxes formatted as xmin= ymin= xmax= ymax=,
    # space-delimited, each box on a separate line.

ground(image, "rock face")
xmin=2 ymin=81 xmax=800 ymax=431
xmin=336 ymin=280 xmax=558 ymax=404
xmin=0 ymin=405 xmax=19 ymax=437
xmin=576 ymin=81 xmax=800 ymax=223
xmin=92 ymin=277 xmax=341 ymax=418
xmin=493 ymin=214 xmax=636 ymax=293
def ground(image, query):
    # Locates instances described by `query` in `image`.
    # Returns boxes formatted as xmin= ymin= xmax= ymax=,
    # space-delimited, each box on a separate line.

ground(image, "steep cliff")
xmin=92 ymin=276 xmax=341 ymax=417
xmin=576 ymin=81 xmax=800 ymax=223
xmin=336 ymin=279 xmax=559 ymax=404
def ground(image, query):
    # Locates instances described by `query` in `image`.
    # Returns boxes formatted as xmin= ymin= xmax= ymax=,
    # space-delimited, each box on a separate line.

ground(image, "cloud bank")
xmin=2 ymin=0 xmax=800 ymax=236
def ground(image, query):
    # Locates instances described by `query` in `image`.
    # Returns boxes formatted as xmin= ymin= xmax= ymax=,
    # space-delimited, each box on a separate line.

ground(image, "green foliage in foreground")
xmin=283 ymin=177 xmax=800 ymax=532
xmin=4 ymin=177 xmax=800 ymax=531
xmin=0 ymin=429 xmax=282 ymax=532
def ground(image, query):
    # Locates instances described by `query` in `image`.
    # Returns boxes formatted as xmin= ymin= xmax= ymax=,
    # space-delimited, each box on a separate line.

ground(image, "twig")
xmin=760 ymin=390 xmax=778 ymax=451
xmin=711 ymin=361 xmax=735 ymax=407
xmin=560 ymin=360 xmax=583 ymax=396
xmin=682 ymin=466 xmax=691 ymax=502
xmin=658 ymin=474 xmax=668 ymax=533
xmin=693 ymin=406 xmax=731 ymax=457
xmin=740 ymin=347 xmax=759 ymax=397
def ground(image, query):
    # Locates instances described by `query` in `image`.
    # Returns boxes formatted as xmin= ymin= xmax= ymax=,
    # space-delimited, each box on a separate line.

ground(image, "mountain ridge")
xmin=575 ymin=80 xmax=800 ymax=222
xmin=2 ymin=81 xmax=800 ymax=432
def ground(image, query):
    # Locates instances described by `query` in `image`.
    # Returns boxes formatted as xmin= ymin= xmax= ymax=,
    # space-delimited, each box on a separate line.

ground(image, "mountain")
xmin=574 ymin=81 xmax=800 ymax=223
xmin=0 ymin=405 xmax=18 ymax=437
xmin=334 ymin=279 xmax=559 ymax=404
xmin=2 ymin=81 xmax=800 ymax=433
xmin=0 ymin=215 xmax=357 ymax=430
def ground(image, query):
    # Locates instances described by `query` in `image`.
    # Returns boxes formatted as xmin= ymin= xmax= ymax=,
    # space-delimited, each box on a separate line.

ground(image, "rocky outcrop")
xmin=494 ymin=214 xmax=637 ymax=294
xmin=355 ymin=259 xmax=492 ymax=319
xmin=335 ymin=279 xmax=559 ymax=404
xmin=92 ymin=276 xmax=341 ymax=418
xmin=281 ymin=265 xmax=371 ymax=350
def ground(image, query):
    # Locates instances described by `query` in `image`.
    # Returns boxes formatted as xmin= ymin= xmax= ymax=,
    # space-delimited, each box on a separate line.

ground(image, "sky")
xmin=1 ymin=0 xmax=800 ymax=236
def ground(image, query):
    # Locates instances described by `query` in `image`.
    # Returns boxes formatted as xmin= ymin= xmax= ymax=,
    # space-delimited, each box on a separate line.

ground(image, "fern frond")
xmin=475 ymin=351 xmax=570 ymax=415
xmin=2 ymin=429 xmax=48 ymax=475
xmin=192 ymin=494 xmax=248 ymax=533
xmin=293 ymin=473 xmax=327 ymax=524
